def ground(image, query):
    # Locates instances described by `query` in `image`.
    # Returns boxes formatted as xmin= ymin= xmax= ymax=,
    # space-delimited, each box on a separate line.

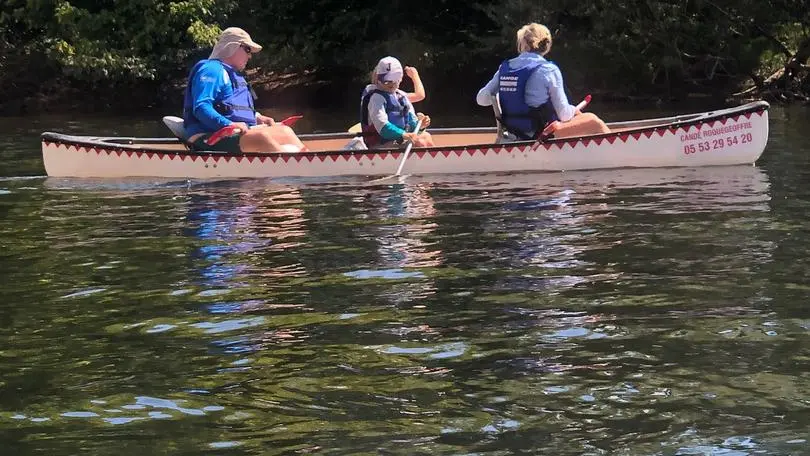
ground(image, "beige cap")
xmin=209 ymin=27 xmax=262 ymax=60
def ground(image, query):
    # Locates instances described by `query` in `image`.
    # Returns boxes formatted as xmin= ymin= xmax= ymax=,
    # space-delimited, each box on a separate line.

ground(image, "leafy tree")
xmin=1 ymin=0 xmax=808 ymax=113
xmin=1 ymin=0 xmax=230 ymax=82
xmin=480 ymin=0 xmax=809 ymax=101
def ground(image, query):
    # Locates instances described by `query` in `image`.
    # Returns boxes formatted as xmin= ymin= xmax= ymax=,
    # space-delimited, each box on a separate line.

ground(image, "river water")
xmin=1 ymin=104 xmax=809 ymax=455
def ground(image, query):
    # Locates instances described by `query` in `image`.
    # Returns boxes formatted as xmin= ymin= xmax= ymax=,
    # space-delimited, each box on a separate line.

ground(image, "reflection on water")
xmin=3 ymin=107 xmax=810 ymax=454
xmin=356 ymin=182 xmax=443 ymax=305
xmin=376 ymin=182 xmax=442 ymax=269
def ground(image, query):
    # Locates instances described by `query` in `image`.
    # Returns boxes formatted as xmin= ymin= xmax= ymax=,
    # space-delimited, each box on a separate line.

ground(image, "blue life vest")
xmin=360 ymin=88 xmax=409 ymax=147
xmin=497 ymin=59 xmax=558 ymax=139
xmin=183 ymin=59 xmax=257 ymax=135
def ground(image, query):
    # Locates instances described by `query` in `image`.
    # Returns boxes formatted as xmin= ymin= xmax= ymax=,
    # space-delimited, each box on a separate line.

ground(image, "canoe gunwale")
xmin=41 ymin=101 xmax=769 ymax=157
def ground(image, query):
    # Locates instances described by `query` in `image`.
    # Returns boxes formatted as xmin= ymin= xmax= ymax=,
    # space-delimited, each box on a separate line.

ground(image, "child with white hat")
xmin=359 ymin=56 xmax=434 ymax=149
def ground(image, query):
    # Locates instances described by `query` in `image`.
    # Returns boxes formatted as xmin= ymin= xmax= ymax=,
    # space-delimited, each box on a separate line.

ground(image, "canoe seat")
xmin=489 ymin=95 xmax=536 ymax=144
xmin=162 ymin=116 xmax=190 ymax=149
xmin=342 ymin=137 xmax=367 ymax=150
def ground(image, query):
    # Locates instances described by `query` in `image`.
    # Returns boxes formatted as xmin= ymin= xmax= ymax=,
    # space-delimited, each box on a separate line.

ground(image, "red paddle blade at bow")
xmin=205 ymin=125 xmax=242 ymax=146
xmin=541 ymin=95 xmax=592 ymax=138
xmin=280 ymin=115 xmax=303 ymax=126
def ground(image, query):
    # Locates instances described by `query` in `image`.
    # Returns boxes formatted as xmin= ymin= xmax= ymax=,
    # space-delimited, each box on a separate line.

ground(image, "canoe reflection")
xmin=376 ymin=182 xmax=442 ymax=269
xmin=346 ymin=182 xmax=444 ymax=305
xmin=187 ymin=184 xmax=310 ymax=290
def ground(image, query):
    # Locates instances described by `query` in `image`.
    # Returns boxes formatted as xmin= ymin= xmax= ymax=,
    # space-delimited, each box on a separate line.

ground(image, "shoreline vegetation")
xmin=1 ymin=0 xmax=808 ymax=117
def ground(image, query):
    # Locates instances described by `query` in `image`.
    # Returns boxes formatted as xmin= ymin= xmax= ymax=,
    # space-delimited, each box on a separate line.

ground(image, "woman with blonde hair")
xmin=476 ymin=23 xmax=609 ymax=140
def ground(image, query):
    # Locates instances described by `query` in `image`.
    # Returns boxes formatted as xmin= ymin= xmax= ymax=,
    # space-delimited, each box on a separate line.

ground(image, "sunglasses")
xmin=241 ymin=45 xmax=253 ymax=55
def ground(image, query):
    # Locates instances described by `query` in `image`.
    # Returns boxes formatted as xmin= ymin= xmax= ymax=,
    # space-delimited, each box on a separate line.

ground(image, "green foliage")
xmin=0 ymin=0 xmax=233 ymax=83
xmin=227 ymin=0 xmax=499 ymax=75
xmin=479 ymin=0 xmax=809 ymax=96
xmin=0 ymin=0 xmax=808 ymax=110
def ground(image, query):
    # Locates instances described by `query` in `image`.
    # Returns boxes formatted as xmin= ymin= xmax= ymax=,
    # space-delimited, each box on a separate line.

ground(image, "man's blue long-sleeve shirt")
xmin=185 ymin=60 xmax=238 ymax=137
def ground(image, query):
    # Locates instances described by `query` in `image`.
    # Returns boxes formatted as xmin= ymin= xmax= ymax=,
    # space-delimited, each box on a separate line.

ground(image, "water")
xmin=1 ymin=105 xmax=810 ymax=455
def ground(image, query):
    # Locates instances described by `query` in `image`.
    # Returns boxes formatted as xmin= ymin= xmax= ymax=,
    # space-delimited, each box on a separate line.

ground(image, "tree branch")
xmin=703 ymin=0 xmax=792 ymax=57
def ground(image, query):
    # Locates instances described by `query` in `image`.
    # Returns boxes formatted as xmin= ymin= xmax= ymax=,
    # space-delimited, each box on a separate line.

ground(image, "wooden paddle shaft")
xmin=395 ymin=118 xmax=423 ymax=176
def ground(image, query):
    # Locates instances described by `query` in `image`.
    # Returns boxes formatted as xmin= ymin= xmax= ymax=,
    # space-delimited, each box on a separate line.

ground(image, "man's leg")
xmin=239 ymin=128 xmax=285 ymax=152
xmin=269 ymin=125 xmax=306 ymax=149
xmin=241 ymin=125 xmax=306 ymax=152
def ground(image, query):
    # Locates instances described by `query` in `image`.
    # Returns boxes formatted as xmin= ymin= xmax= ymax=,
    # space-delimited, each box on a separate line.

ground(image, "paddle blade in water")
xmin=206 ymin=125 xmax=242 ymax=146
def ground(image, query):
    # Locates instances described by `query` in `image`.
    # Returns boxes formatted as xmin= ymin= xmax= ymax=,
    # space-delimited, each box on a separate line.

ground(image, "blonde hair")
xmin=516 ymin=23 xmax=552 ymax=55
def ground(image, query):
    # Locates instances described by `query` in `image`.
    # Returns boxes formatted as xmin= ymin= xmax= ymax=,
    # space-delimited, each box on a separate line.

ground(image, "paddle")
xmin=368 ymin=118 xmax=424 ymax=183
xmin=576 ymin=94 xmax=592 ymax=111
xmin=348 ymin=122 xmax=362 ymax=134
xmin=541 ymin=95 xmax=591 ymax=138
xmin=280 ymin=115 xmax=303 ymax=126
xmin=206 ymin=115 xmax=303 ymax=146
xmin=205 ymin=124 xmax=242 ymax=146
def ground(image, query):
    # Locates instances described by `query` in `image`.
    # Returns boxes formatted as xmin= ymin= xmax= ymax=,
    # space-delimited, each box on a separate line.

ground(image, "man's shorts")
xmin=189 ymin=133 xmax=242 ymax=153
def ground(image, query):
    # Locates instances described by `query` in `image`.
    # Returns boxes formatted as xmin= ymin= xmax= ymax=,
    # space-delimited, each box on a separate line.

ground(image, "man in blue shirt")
xmin=183 ymin=27 xmax=306 ymax=153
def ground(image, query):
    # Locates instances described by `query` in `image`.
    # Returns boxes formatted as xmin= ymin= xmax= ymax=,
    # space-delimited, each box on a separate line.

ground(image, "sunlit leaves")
xmin=0 ymin=0 xmax=808 ymax=97
xmin=0 ymin=0 xmax=234 ymax=82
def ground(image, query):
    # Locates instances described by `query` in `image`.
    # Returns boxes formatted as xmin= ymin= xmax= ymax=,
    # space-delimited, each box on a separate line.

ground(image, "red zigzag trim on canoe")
xmin=42 ymin=109 xmax=768 ymax=161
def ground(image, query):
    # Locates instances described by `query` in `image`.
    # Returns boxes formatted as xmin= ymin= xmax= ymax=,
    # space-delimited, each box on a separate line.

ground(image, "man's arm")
xmin=190 ymin=63 xmax=232 ymax=132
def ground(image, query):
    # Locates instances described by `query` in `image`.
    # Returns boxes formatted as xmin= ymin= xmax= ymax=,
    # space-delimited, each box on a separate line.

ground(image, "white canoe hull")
xmin=41 ymin=101 xmax=770 ymax=179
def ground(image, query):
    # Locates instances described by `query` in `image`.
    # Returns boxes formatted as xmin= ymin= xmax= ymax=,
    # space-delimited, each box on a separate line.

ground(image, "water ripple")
xmin=3 ymin=153 xmax=807 ymax=454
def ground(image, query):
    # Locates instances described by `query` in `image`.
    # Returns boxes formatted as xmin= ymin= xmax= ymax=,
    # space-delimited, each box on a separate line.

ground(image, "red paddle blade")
xmin=576 ymin=94 xmax=592 ymax=111
xmin=280 ymin=115 xmax=303 ymax=126
xmin=205 ymin=125 xmax=241 ymax=146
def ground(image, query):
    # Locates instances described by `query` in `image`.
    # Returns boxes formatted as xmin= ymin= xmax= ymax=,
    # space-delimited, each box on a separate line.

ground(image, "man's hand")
xmin=256 ymin=113 xmax=276 ymax=126
xmin=231 ymin=122 xmax=250 ymax=134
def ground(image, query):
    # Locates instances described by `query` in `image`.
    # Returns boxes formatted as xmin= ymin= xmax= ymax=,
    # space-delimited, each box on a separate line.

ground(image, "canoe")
xmin=40 ymin=101 xmax=770 ymax=179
